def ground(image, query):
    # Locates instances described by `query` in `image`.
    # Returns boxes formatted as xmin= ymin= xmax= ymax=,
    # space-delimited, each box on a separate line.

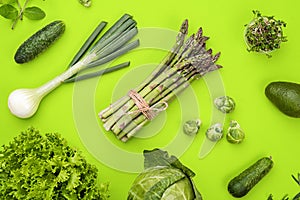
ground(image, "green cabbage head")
xmin=127 ymin=149 xmax=202 ymax=200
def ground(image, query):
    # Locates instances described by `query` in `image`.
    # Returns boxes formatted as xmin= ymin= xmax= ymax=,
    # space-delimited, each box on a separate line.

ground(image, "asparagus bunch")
xmin=99 ymin=20 xmax=222 ymax=142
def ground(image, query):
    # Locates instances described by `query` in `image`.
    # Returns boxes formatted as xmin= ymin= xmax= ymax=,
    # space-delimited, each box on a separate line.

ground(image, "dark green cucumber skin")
xmin=14 ymin=20 xmax=65 ymax=64
xmin=265 ymin=81 xmax=300 ymax=118
xmin=228 ymin=157 xmax=273 ymax=198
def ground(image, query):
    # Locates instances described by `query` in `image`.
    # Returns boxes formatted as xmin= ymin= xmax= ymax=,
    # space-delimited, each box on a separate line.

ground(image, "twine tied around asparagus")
xmin=127 ymin=90 xmax=168 ymax=120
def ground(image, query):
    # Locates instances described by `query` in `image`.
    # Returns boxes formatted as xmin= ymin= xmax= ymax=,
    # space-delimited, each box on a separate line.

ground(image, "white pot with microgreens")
xmin=8 ymin=14 xmax=139 ymax=118
xmin=244 ymin=10 xmax=287 ymax=58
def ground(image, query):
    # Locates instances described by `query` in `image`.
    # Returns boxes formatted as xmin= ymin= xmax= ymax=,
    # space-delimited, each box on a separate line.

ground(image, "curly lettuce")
xmin=0 ymin=127 xmax=109 ymax=200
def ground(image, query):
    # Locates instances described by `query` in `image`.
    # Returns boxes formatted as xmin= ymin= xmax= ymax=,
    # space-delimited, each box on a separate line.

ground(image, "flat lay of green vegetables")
xmin=99 ymin=19 xmax=222 ymax=142
xmin=0 ymin=127 xmax=109 ymax=199
xmin=0 ymin=0 xmax=46 ymax=29
xmin=1 ymin=2 xmax=297 ymax=198
xmin=127 ymin=149 xmax=202 ymax=200
xmin=8 ymin=13 xmax=139 ymax=118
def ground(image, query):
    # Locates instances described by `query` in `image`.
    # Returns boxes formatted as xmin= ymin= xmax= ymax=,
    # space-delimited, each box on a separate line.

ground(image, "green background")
xmin=1 ymin=0 xmax=300 ymax=199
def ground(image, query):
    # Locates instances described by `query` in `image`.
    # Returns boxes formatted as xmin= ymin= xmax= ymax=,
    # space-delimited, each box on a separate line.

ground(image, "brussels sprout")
xmin=226 ymin=120 xmax=245 ymax=144
xmin=128 ymin=149 xmax=202 ymax=200
xmin=214 ymin=96 xmax=235 ymax=113
xmin=206 ymin=123 xmax=223 ymax=142
xmin=183 ymin=119 xmax=201 ymax=136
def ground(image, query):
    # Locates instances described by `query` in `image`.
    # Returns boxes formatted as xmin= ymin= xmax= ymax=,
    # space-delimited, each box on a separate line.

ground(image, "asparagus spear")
xmin=116 ymin=62 xmax=220 ymax=141
xmin=103 ymin=60 xmax=189 ymax=131
xmin=104 ymin=29 xmax=218 ymax=132
xmin=101 ymin=31 xmax=197 ymax=128
xmin=99 ymin=20 xmax=189 ymax=120
xmin=99 ymin=20 xmax=222 ymax=141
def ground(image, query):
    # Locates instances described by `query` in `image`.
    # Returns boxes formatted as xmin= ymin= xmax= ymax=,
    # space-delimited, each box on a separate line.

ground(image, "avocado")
xmin=265 ymin=81 xmax=300 ymax=118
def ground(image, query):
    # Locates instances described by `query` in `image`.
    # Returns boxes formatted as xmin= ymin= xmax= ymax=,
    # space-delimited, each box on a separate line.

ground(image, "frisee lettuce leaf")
xmin=0 ymin=127 xmax=109 ymax=200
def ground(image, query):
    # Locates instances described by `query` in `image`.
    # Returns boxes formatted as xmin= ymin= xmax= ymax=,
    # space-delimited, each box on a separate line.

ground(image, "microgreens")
xmin=244 ymin=10 xmax=287 ymax=57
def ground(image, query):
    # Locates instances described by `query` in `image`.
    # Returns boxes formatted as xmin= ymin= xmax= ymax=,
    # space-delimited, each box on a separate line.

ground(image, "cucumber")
xmin=14 ymin=20 xmax=65 ymax=64
xmin=228 ymin=157 xmax=273 ymax=198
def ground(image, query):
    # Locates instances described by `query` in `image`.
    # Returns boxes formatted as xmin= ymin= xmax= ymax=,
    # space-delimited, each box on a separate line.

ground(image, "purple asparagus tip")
xmin=207 ymin=48 xmax=213 ymax=54
xmin=196 ymin=27 xmax=203 ymax=40
xmin=180 ymin=19 xmax=189 ymax=35
xmin=212 ymin=52 xmax=221 ymax=62
xmin=216 ymin=64 xmax=223 ymax=69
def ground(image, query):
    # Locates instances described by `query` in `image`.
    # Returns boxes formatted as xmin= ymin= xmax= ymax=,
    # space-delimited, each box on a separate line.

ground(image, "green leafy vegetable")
xmin=0 ymin=0 xmax=16 ymax=4
xmin=23 ymin=6 xmax=45 ymax=20
xmin=0 ymin=0 xmax=46 ymax=29
xmin=0 ymin=4 xmax=18 ymax=19
xmin=0 ymin=127 xmax=109 ymax=199
xmin=128 ymin=149 xmax=202 ymax=200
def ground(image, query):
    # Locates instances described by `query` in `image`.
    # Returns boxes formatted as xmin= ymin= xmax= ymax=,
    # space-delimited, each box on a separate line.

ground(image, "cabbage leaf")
xmin=128 ymin=149 xmax=202 ymax=200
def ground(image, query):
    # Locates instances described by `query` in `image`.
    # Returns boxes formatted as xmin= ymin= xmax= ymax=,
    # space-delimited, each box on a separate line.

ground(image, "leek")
xmin=8 ymin=14 xmax=139 ymax=118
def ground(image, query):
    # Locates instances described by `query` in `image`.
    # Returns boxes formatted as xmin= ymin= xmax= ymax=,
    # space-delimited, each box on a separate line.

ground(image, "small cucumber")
xmin=228 ymin=157 xmax=273 ymax=198
xmin=14 ymin=20 xmax=65 ymax=64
